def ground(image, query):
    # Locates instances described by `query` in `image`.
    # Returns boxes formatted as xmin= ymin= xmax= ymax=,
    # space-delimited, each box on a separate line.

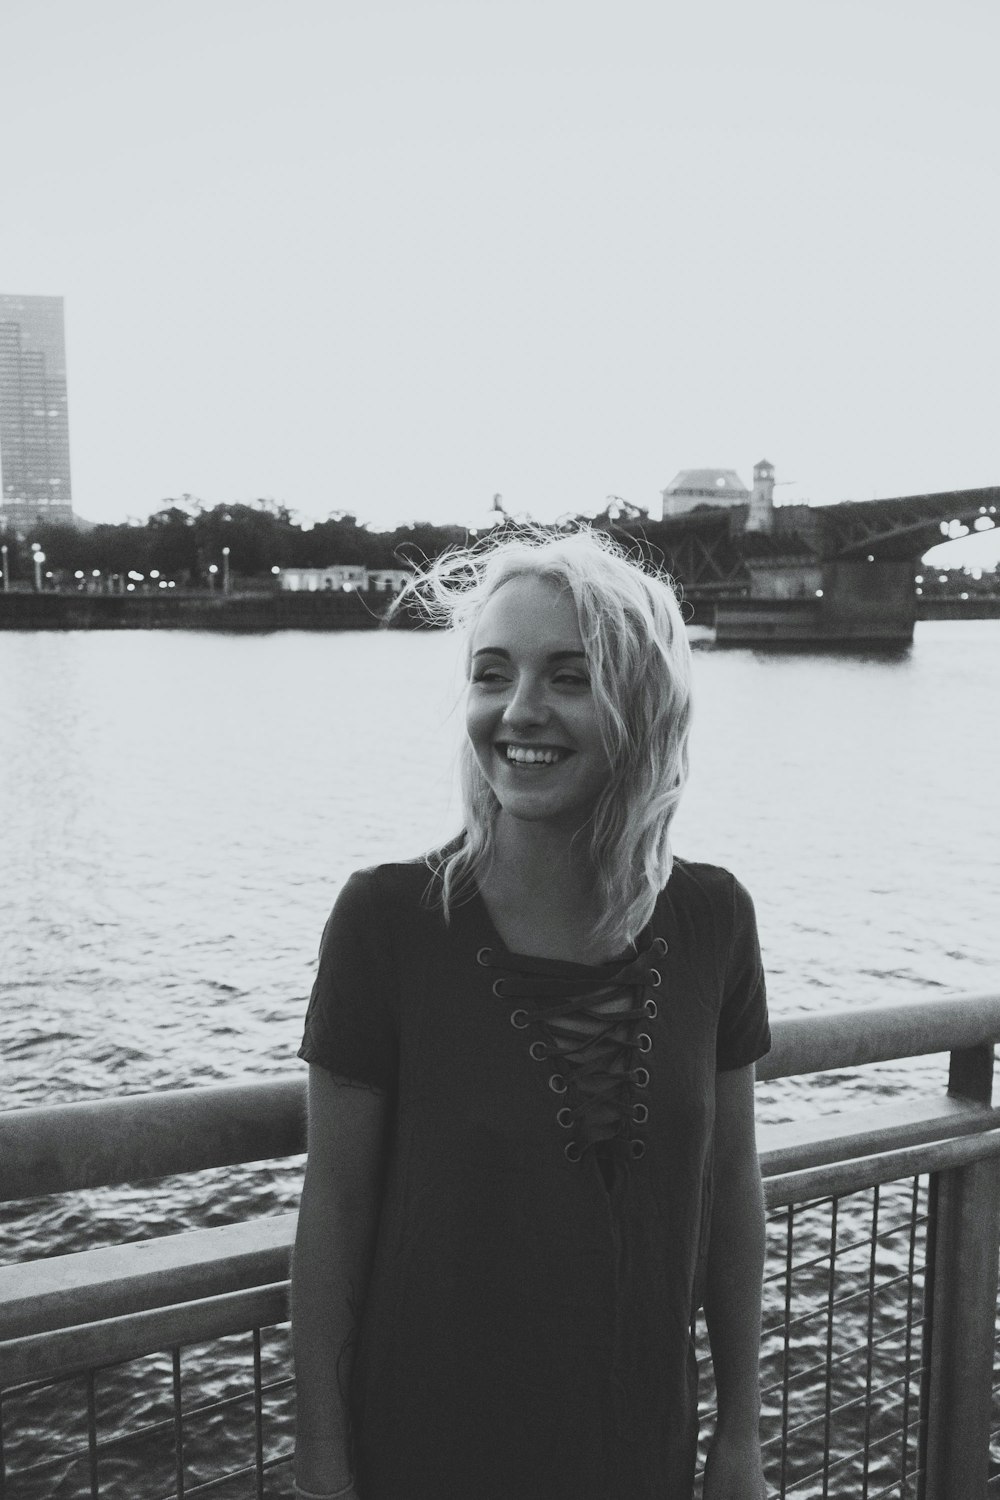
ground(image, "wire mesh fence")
xmin=0 ymin=1324 xmax=294 ymax=1500
xmin=696 ymin=1176 xmax=929 ymax=1499
xmin=3 ymin=1169 xmax=1000 ymax=1499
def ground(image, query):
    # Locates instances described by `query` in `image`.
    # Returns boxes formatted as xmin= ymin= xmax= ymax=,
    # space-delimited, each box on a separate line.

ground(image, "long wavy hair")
xmin=393 ymin=526 xmax=693 ymax=954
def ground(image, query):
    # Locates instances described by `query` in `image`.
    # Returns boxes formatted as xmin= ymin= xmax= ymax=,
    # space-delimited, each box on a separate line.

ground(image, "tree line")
xmin=0 ymin=497 xmax=658 ymax=588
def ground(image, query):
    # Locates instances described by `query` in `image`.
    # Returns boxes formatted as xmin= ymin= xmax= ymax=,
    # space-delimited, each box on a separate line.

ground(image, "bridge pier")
xmin=715 ymin=558 xmax=916 ymax=645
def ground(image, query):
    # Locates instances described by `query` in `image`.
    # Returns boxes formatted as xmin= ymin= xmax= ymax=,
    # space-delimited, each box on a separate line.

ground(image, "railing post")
xmin=920 ymin=1043 xmax=1000 ymax=1499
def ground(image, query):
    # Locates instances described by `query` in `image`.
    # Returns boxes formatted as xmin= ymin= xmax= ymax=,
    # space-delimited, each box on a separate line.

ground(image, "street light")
xmin=222 ymin=546 xmax=231 ymax=595
xmin=208 ymin=564 xmax=218 ymax=592
xmin=33 ymin=550 xmax=46 ymax=592
xmin=1 ymin=545 xmax=8 ymax=593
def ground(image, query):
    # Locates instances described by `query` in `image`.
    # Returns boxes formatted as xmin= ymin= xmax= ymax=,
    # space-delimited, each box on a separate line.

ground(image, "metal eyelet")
xmin=632 ymin=1102 xmax=649 ymax=1125
xmin=564 ymin=1141 xmax=582 ymax=1163
xmin=637 ymin=1033 xmax=652 ymax=1054
xmin=644 ymin=998 xmax=658 ymax=1020
xmin=648 ymin=967 xmax=662 ymax=988
xmin=528 ymin=1040 xmax=548 ymax=1061
xmin=630 ymin=1139 xmax=646 ymax=1160
xmin=509 ymin=1009 xmax=529 ymax=1029
xmin=548 ymin=1073 xmax=568 ymax=1094
xmin=556 ymin=1106 xmax=574 ymax=1129
xmin=632 ymin=1066 xmax=650 ymax=1087
xmin=653 ymin=937 xmax=668 ymax=955
xmin=476 ymin=946 xmax=493 ymax=967
xmin=492 ymin=978 xmax=508 ymax=998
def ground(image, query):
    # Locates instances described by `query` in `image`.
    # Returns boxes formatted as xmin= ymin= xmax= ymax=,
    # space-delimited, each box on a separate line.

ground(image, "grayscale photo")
xmin=1 ymin=2 xmax=998 ymax=1497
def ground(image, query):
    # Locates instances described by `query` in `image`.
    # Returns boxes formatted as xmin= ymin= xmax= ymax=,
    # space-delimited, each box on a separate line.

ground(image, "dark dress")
xmin=298 ymin=852 xmax=770 ymax=1500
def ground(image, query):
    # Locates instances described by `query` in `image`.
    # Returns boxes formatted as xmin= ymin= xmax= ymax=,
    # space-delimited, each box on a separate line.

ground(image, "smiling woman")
xmin=291 ymin=527 xmax=770 ymax=1500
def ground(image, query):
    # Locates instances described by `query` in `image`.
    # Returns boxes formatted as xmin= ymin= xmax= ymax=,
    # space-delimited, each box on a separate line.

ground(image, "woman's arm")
xmin=292 ymin=1064 xmax=389 ymax=1497
xmin=702 ymin=1063 xmax=768 ymax=1500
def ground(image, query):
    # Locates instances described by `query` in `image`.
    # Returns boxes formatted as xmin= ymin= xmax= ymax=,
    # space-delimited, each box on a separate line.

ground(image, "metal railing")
xmin=2 ymin=992 xmax=1000 ymax=1499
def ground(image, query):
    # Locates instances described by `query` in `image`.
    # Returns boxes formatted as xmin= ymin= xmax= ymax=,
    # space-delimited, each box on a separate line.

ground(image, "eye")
xmin=554 ymin=671 xmax=590 ymax=688
xmin=471 ymin=666 xmax=510 ymax=685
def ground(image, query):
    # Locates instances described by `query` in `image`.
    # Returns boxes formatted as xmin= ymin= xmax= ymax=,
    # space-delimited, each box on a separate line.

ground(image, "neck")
xmin=487 ymin=814 xmax=597 ymax=904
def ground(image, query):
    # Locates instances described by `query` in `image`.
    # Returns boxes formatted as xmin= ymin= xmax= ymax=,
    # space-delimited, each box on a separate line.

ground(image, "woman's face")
xmin=466 ymin=573 xmax=612 ymax=832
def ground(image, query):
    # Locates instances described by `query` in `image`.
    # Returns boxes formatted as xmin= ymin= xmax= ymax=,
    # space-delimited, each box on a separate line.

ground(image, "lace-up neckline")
xmin=471 ymin=891 xmax=666 ymax=1185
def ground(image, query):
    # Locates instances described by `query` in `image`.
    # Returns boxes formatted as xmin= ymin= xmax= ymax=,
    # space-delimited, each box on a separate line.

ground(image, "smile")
xmin=499 ymin=743 xmax=572 ymax=766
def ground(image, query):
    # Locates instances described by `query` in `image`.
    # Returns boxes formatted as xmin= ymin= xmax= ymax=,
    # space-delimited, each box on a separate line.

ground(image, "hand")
xmin=702 ymin=1426 xmax=767 ymax=1500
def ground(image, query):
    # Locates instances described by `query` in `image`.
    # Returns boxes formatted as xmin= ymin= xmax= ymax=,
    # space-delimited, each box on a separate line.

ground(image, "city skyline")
xmin=1 ymin=1 xmax=998 ymax=572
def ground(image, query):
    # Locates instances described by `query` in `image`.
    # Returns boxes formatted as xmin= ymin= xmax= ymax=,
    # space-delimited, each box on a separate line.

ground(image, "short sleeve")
xmin=716 ymin=875 xmax=771 ymax=1072
xmin=297 ymin=869 xmax=399 ymax=1092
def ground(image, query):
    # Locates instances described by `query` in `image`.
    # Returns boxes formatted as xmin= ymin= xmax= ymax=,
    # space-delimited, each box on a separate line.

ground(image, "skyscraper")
xmin=0 ymin=294 xmax=74 ymax=529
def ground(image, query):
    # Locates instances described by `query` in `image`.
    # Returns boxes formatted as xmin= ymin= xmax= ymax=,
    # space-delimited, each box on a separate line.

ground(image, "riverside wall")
xmin=0 ymin=589 xmax=407 ymax=631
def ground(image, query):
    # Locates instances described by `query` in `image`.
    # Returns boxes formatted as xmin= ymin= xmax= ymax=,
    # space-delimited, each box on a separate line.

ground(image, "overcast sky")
xmin=2 ymin=0 xmax=998 ymax=566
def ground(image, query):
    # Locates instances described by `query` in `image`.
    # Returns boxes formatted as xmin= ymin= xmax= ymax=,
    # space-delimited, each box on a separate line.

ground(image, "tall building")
xmin=0 ymin=294 xmax=74 ymax=530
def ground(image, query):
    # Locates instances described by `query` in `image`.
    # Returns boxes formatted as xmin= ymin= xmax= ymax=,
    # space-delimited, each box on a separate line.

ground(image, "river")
xmin=1 ymin=621 xmax=998 ymax=1495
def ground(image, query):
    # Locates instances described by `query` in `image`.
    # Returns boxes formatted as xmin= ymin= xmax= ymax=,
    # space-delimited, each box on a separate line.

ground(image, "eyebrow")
xmin=471 ymin=648 xmax=588 ymax=662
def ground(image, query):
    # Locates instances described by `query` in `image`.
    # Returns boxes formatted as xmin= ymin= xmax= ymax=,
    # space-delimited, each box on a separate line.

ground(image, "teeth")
xmin=505 ymin=746 xmax=564 ymax=765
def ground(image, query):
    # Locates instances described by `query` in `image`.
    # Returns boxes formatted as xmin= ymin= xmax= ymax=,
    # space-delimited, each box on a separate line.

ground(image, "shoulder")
xmin=327 ymin=849 xmax=450 ymax=931
xmin=665 ymin=856 xmax=754 ymax=913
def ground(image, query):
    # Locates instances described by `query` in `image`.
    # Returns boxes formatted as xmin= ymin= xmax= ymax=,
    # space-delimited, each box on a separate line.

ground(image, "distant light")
xmin=971 ymin=567 xmax=983 ymax=580
xmin=208 ymin=564 xmax=218 ymax=574
xmin=961 ymin=592 xmax=969 ymax=600
xmin=150 ymin=569 xmax=160 ymax=579
xmin=974 ymin=516 xmax=994 ymax=531
xmin=915 ymin=587 xmax=923 ymax=596
xmin=168 ymin=580 xmax=176 ymax=589
xmin=271 ymin=565 xmax=280 ymax=575
xmin=343 ymin=582 xmax=354 ymax=592
xmin=222 ymin=546 xmax=231 ymax=557
xmin=35 ymin=551 xmax=46 ymax=564
xmin=74 ymin=570 xmax=84 ymax=579
xmin=814 ymin=588 xmax=824 ymax=598
xmin=939 ymin=575 xmax=949 ymax=584
xmin=867 ymin=554 xmax=875 ymax=563
xmin=126 ymin=583 xmax=135 ymax=592
xmin=158 ymin=580 xmax=168 ymax=589
xmin=92 ymin=569 xmax=100 ymax=577
xmin=45 ymin=571 xmax=53 ymax=578
xmin=128 ymin=570 xmax=144 ymax=581
xmin=915 ymin=574 xmax=923 ymax=584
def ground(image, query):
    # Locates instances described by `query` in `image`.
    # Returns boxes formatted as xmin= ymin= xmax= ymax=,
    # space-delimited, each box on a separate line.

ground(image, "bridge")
xmin=634 ymin=486 xmax=1000 ymax=643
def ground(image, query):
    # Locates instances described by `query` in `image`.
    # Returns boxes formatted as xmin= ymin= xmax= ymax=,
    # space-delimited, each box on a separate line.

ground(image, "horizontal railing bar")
xmin=0 ymin=1284 xmax=289 ymax=1387
xmin=0 ymin=992 xmax=996 ymax=1200
xmin=0 ymin=1076 xmax=306 ymax=1202
xmin=0 ymin=1213 xmax=295 ymax=1341
xmin=757 ymin=991 xmax=1000 ymax=1081
xmin=758 ymin=1095 xmax=1000 ymax=1176
xmin=765 ymin=1128 xmax=1000 ymax=1209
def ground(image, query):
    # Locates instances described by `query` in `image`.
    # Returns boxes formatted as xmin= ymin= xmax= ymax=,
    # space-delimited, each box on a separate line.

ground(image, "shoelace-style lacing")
xmin=477 ymin=943 xmax=666 ymax=1164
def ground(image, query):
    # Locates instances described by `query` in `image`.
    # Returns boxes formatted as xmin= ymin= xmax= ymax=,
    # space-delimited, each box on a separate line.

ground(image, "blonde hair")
xmin=393 ymin=526 xmax=692 ymax=954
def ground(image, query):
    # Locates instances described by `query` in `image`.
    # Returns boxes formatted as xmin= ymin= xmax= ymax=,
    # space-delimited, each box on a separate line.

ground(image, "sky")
xmin=1 ymin=0 xmax=999 ymax=568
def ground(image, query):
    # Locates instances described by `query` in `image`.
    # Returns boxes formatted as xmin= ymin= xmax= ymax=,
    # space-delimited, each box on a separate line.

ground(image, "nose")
xmin=502 ymin=672 xmax=547 ymax=731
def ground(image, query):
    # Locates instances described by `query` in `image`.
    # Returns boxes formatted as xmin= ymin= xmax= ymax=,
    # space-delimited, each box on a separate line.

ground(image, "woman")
xmin=292 ymin=529 xmax=770 ymax=1500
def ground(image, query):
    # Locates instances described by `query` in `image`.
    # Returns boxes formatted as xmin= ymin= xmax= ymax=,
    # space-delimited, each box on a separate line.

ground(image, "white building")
xmin=660 ymin=469 xmax=749 ymax=520
xmin=278 ymin=565 xmax=367 ymax=592
xmin=277 ymin=565 xmax=412 ymax=593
